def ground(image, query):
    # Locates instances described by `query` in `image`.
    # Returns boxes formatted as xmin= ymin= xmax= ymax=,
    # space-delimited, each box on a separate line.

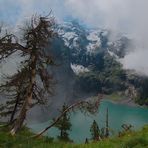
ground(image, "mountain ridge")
xmin=49 ymin=21 xmax=148 ymax=106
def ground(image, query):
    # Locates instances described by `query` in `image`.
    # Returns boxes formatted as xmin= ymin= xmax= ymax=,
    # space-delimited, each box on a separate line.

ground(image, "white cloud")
xmin=1 ymin=0 xmax=148 ymax=75
xmin=120 ymin=48 xmax=148 ymax=76
xmin=64 ymin=0 xmax=148 ymax=75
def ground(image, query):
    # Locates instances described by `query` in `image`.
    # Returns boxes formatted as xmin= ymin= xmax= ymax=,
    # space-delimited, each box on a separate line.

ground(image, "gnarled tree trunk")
xmin=10 ymin=53 xmax=36 ymax=135
xmin=9 ymin=92 xmax=20 ymax=124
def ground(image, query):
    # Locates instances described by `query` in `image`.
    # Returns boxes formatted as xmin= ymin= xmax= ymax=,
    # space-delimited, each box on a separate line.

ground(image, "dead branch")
xmin=32 ymin=101 xmax=86 ymax=138
xmin=32 ymin=95 xmax=102 ymax=138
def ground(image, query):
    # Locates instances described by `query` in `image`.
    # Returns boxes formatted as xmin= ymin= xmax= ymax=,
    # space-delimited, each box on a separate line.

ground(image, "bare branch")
xmin=32 ymin=95 xmax=102 ymax=138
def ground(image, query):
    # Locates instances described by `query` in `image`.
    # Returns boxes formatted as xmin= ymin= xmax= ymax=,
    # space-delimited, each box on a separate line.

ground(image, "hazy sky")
xmin=0 ymin=0 xmax=148 ymax=75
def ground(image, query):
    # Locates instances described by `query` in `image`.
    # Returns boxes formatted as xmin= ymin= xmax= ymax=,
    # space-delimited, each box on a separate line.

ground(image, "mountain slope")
xmin=49 ymin=21 xmax=148 ymax=106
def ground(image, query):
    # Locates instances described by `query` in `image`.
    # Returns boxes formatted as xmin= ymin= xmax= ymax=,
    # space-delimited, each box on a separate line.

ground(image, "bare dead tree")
xmin=33 ymin=95 xmax=102 ymax=138
xmin=0 ymin=13 xmax=56 ymax=135
xmin=105 ymin=108 xmax=109 ymax=138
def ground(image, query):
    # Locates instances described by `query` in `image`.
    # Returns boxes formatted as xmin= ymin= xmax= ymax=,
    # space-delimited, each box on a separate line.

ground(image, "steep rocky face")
xmin=50 ymin=21 xmax=148 ymax=106
xmin=53 ymin=21 xmax=129 ymax=92
xmin=57 ymin=21 xmax=130 ymax=67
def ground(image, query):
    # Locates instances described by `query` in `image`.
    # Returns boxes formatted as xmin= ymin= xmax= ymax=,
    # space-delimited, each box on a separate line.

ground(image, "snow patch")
xmin=62 ymin=32 xmax=77 ymax=41
xmin=86 ymin=40 xmax=101 ymax=53
xmin=107 ymin=50 xmax=118 ymax=59
xmin=87 ymin=31 xmax=100 ymax=42
xmin=71 ymin=64 xmax=89 ymax=75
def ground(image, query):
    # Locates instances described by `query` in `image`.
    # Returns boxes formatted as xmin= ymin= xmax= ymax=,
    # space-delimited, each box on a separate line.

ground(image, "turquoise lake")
xmin=28 ymin=100 xmax=148 ymax=143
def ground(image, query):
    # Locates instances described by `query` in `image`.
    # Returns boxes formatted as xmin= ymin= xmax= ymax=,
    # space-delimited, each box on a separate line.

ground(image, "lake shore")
xmin=102 ymin=93 xmax=140 ymax=107
xmin=104 ymin=97 xmax=138 ymax=107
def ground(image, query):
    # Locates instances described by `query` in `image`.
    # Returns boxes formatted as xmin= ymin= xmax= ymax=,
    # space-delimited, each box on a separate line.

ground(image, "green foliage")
xmin=76 ymin=54 xmax=127 ymax=94
xmin=127 ymin=75 xmax=148 ymax=106
xmin=124 ymin=136 xmax=148 ymax=148
xmin=90 ymin=120 xmax=100 ymax=141
xmin=90 ymin=108 xmax=110 ymax=141
xmin=54 ymin=104 xmax=72 ymax=142
xmin=0 ymin=125 xmax=147 ymax=148
xmin=0 ymin=15 xmax=56 ymax=132
xmin=76 ymin=53 xmax=148 ymax=106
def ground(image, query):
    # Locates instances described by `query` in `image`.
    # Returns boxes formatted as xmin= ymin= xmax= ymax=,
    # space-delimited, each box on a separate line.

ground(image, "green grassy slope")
xmin=0 ymin=125 xmax=148 ymax=148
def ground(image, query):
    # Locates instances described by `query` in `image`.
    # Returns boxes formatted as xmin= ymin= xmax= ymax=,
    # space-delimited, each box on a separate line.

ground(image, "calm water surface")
xmin=29 ymin=100 xmax=148 ymax=143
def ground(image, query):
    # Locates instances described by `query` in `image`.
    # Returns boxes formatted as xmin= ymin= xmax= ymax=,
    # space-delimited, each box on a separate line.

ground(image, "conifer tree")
xmin=0 ymin=13 xmax=56 ymax=134
xmin=34 ymin=98 xmax=101 ymax=138
xmin=90 ymin=120 xmax=100 ymax=141
xmin=54 ymin=104 xmax=72 ymax=142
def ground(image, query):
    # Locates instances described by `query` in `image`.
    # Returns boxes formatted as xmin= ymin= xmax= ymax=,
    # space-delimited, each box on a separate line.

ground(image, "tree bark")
xmin=9 ymin=84 xmax=22 ymax=124
xmin=10 ymin=53 xmax=36 ymax=135
xmin=9 ymin=93 xmax=20 ymax=124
